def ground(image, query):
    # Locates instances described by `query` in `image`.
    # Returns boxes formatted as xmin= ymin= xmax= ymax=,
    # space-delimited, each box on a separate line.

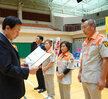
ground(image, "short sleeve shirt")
xmin=57 ymin=51 xmax=74 ymax=84
xmin=81 ymin=32 xmax=108 ymax=83
xmin=42 ymin=48 xmax=55 ymax=74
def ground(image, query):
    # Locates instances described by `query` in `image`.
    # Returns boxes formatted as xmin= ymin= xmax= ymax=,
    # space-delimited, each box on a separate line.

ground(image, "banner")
xmin=54 ymin=37 xmax=60 ymax=58
xmin=50 ymin=38 xmax=54 ymax=50
xmin=105 ymin=17 xmax=108 ymax=34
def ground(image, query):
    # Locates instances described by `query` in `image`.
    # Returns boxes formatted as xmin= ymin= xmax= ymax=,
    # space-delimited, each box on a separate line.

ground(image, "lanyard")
xmin=60 ymin=55 xmax=64 ymax=69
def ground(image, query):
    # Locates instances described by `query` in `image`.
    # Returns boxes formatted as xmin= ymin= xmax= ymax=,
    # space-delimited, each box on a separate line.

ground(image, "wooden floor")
xmin=21 ymin=68 xmax=108 ymax=99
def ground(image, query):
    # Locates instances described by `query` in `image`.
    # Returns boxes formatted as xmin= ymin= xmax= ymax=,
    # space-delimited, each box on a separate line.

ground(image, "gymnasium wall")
xmin=0 ymin=24 xmax=106 ymax=58
xmin=13 ymin=30 xmax=105 ymax=58
xmin=13 ymin=33 xmax=73 ymax=58
xmin=13 ymin=33 xmax=73 ymax=43
xmin=13 ymin=43 xmax=31 ymax=58
xmin=13 ymin=42 xmax=72 ymax=58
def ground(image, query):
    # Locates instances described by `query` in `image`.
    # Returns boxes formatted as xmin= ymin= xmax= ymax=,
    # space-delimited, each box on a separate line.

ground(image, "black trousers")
xmin=36 ymin=69 xmax=46 ymax=89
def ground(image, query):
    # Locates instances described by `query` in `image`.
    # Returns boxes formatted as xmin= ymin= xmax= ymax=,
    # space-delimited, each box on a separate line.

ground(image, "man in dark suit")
xmin=0 ymin=16 xmax=38 ymax=99
xmin=31 ymin=35 xmax=46 ymax=93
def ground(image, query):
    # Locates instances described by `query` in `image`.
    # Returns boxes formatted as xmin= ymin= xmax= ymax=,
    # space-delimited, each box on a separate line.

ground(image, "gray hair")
xmin=87 ymin=19 xmax=96 ymax=30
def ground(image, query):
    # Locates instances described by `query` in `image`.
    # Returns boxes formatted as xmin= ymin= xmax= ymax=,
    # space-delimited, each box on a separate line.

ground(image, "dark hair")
xmin=60 ymin=41 xmax=71 ymax=51
xmin=37 ymin=35 xmax=44 ymax=41
xmin=81 ymin=18 xmax=88 ymax=23
xmin=44 ymin=39 xmax=52 ymax=46
xmin=2 ymin=16 xmax=22 ymax=30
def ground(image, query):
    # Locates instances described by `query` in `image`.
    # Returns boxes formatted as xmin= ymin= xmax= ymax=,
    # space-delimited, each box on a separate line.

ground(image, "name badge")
xmin=91 ymin=41 xmax=97 ymax=46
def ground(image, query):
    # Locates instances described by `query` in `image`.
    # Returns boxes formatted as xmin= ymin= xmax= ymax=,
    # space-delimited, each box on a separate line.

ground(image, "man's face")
xmin=36 ymin=37 xmax=42 ymax=45
xmin=5 ymin=25 xmax=21 ymax=40
xmin=81 ymin=21 xmax=94 ymax=38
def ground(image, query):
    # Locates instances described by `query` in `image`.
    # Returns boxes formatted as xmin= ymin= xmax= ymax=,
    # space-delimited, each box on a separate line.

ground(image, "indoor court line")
xmin=26 ymin=80 xmax=46 ymax=98
xmin=25 ymin=69 xmax=108 ymax=99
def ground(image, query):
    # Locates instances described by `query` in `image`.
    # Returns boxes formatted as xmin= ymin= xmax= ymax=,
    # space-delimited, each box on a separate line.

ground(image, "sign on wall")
xmin=106 ymin=17 xmax=108 ymax=32
xmin=105 ymin=17 xmax=108 ymax=38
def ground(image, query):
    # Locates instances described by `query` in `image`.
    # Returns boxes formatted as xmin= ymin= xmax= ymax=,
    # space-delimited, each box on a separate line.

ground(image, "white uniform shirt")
xmin=42 ymin=48 xmax=55 ymax=74
xmin=57 ymin=51 xmax=74 ymax=84
xmin=81 ymin=32 xmax=108 ymax=83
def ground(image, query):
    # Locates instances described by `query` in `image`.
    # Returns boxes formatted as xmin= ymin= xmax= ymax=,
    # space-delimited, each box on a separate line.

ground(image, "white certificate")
xmin=24 ymin=46 xmax=51 ymax=67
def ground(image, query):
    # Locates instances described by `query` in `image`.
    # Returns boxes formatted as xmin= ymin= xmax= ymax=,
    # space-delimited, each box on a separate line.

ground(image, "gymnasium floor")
xmin=21 ymin=67 xmax=108 ymax=99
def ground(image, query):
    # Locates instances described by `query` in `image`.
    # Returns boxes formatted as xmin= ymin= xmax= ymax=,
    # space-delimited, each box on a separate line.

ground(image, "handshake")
xmin=21 ymin=63 xmax=40 ymax=74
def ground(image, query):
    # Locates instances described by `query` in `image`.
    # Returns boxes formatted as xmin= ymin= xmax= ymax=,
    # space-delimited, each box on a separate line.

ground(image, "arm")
xmin=57 ymin=68 xmax=71 ymax=79
xmin=57 ymin=56 xmax=73 ymax=79
xmin=97 ymin=58 xmax=108 ymax=90
xmin=29 ymin=66 xmax=39 ymax=74
xmin=21 ymin=63 xmax=41 ymax=74
xmin=78 ymin=58 xmax=82 ymax=82
xmin=98 ymin=38 xmax=108 ymax=90
xmin=56 ymin=66 xmax=60 ymax=78
xmin=63 ymin=68 xmax=71 ymax=74
xmin=42 ymin=52 xmax=55 ymax=72
xmin=41 ymin=44 xmax=46 ymax=51
xmin=42 ymin=62 xmax=54 ymax=72
xmin=0 ymin=42 xmax=29 ymax=79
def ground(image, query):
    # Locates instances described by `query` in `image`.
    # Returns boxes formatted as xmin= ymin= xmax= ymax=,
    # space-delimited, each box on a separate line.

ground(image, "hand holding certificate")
xmin=24 ymin=46 xmax=51 ymax=68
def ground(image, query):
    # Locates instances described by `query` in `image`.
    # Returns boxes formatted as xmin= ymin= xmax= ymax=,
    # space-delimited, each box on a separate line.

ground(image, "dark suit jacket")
xmin=31 ymin=42 xmax=46 ymax=52
xmin=0 ymin=33 xmax=29 ymax=99
xmin=37 ymin=43 xmax=46 ymax=51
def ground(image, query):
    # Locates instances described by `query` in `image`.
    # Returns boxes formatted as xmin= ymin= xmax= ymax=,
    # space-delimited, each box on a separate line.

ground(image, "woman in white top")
xmin=42 ymin=39 xmax=55 ymax=99
xmin=56 ymin=41 xmax=74 ymax=99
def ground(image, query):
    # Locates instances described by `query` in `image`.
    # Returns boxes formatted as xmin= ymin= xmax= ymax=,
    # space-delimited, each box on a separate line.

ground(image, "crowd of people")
xmin=0 ymin=16 xmax=108 ymax=99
